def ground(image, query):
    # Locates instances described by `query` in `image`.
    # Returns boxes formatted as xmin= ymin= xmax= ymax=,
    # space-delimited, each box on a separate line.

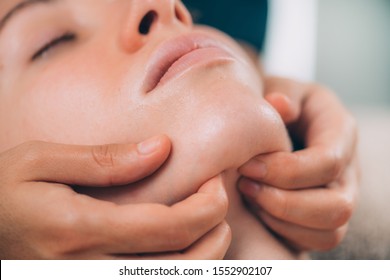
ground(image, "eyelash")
xmin=31 ymin=33 xmax=76 ymax=61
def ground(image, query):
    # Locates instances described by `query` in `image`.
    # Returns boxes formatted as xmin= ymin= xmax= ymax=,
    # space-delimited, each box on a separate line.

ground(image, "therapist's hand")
xmin=0 ymin=136 xmax=230 ymax=259
xmin=239 ymin=77 xmax=359 ymax=251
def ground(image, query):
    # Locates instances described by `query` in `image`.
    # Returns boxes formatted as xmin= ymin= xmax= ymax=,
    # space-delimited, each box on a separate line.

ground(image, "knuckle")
xmin=91 ymin=144 xmax=118 ymax=168
xmin=91 ymin=144 xmax=137 ymax=186
xmin=165 ymin=224 xmax=194 ymax=251
xmin=318 ymin=227 xmax=348 ymax=251
xmin=43 ymin=210 xmax=91 ymax=258
xmin=12 ymin=141 xmax=52 ymax=175
xmin=268 ymin=189 xmax=290 ymax=220
xmin=331 ymin=196 xmax=354 ymax=227
xmin=42 ymin=242 xmax=73 ymax=259
xmin=20 ymin=141 xmax=47 ymax=165
xmin=173 ymin=235 xmax=192 ymax=251
xmin=325 ymin=150 xmax=344 ymax=181
xmin=158 ymin=209 xmax=194 ymax=251
xmin=91 ymin=144 xmax=127 ymax=185
xmin=0 ymin=141 xmax=48 ymax=193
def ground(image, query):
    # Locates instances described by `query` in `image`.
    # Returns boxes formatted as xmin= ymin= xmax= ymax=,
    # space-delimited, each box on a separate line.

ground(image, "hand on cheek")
xmin=238 ymin=77 xmax=360 ymax=252
xmin=0 ymin=137 xmax=230 ymax=259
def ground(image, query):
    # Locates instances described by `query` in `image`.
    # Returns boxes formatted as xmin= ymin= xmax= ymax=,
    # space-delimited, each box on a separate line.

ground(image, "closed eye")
xmin=31 ymin=32 xmax=76 ymax=61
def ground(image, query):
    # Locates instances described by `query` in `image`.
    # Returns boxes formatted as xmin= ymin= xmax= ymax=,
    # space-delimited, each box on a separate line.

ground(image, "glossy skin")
xmin=0 ymin=0 xmax=294 ymax=258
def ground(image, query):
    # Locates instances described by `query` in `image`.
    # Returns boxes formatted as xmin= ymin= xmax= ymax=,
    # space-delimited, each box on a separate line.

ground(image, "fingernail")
xmin=239 ymin=179 xmax=262 ymax=198
xmin=137 ymin=136 xmax=161 ymax=155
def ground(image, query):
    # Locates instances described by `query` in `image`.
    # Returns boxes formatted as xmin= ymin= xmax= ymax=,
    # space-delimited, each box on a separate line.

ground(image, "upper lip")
xmin=143 ymin=33 xmax=233 ymax=93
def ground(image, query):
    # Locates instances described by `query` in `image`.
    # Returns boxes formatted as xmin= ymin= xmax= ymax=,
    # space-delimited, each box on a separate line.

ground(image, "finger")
xmin=239 ymin=148 xmax=344 ymax=189
xmin=180 ymin=221 xmax=231 ymax=259
xmin=238 ymin=173 xmax=356 ymax=230
xmin=266 ymin=93 xmax=301 ymax=124
xmin=8 ymin=136 xmax=171 ymax=186
xmin=244 ymin=86 xmax=357 ymax=189
xmin=259 ymin=211 xmax=348 ymax=251
xmin=117 ymin=221 xmax=231 ymax=260
xmin=37 ymin=175 xmax=228 ymax=255
xmin=264 ymin=77 xmax=306 ymax=124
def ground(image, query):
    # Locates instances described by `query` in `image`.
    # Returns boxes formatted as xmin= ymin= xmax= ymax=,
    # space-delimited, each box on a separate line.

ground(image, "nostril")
xmin=175 ymin=6 xmax=182 ymax=22
xmin=174 ymin=3 xmax=192 ymax=25
xmin=139 ymin=11 xmax=158 ymax=35
xmin=175 ymin=6 xmax=186 ymax=23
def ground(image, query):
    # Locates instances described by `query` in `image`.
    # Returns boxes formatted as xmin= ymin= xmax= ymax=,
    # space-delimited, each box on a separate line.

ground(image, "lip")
xmin=143 ymin=33 xmax=236 ymax=93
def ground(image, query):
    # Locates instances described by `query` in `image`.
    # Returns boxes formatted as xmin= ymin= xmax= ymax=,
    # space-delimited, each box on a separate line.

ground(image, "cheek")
xmin=12 ymin=62 xmax=133 ymax=145
xmin=168 ymin=77 xmax=285 ymax=179
xmin=105 ymin=71 xmax=290 ymax=205
xmin=21 ymin=76 xmax=105 ymax=143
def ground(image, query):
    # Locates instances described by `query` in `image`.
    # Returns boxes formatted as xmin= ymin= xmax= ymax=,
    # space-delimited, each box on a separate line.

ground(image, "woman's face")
xmin=0 ymin=0 xmax=289 ymax=204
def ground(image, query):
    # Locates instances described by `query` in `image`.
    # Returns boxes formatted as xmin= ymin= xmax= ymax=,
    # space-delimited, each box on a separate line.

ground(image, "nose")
xmin=120 ymin=0 xmax=193 ymax=53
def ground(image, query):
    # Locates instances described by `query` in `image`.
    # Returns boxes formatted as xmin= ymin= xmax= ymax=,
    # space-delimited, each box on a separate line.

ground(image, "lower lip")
xmin=156 ymin=47 xmax=235 ymax=90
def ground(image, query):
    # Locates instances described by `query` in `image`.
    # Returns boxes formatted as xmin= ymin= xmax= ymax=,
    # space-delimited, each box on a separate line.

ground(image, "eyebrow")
xmin=0 ymin=0 xmax=54 ymax=33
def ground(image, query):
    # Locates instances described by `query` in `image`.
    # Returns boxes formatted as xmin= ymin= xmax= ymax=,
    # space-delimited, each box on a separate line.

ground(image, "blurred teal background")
xmin=315 ymin=0 xmax=390 ymax=259
xmin=316 ymin=0 xmax=390 ymax=107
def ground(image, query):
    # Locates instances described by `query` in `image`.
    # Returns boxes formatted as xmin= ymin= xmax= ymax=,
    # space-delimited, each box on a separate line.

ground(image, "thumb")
xmin=265 ymin=92 xmax=300 ymax=124
xmin=264 ymin=76 xmax=307 ymax=124
xmin=8 ymin=135 xmax=171 ymax=186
